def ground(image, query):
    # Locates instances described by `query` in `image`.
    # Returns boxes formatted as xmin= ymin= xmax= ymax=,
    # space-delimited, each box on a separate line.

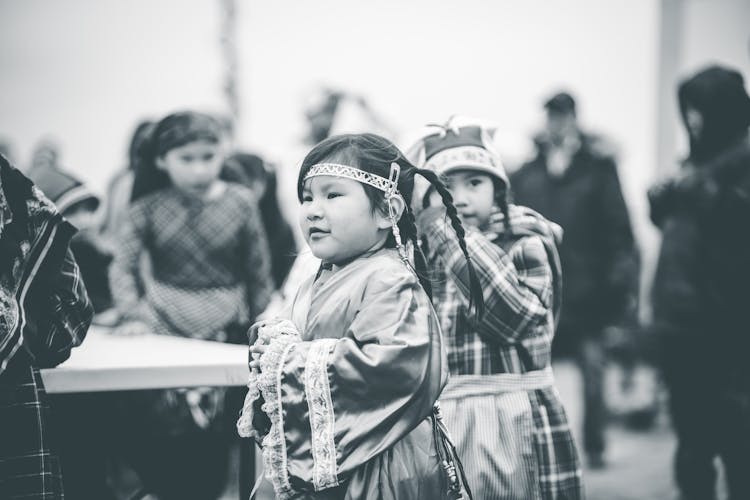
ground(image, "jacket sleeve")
xmin=419 ymin=207 xmax=552 ymax=345
xmin=252 ymin=272 xmax=445 ymax=496
xmin=22 ymin=247 xmax=93 ymax=369
xmin=36 ymin=248 xmax=93 ymax=367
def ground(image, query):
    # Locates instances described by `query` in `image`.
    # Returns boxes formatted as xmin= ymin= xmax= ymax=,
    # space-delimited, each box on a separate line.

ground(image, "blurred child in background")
xmin=109 ymin=110 xmax=273 ymax=500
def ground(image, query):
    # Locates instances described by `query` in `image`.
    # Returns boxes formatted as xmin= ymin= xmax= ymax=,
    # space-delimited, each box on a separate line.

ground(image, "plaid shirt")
xmin=420 ymin=204 xmax=562 ymax=376
xmin=420 ymin=205 xmax=583 ymax=499
xmin=1 ymin=160 xmax=92 ymax=499
xmin=110 ymin=184 xmax=273 ymax=337
xmin=1 ymin=182 xmax=92 ymax=375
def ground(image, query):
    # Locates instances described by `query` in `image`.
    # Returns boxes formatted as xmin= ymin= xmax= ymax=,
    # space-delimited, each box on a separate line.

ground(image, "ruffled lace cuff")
xmin=237 ymin=319 xmax=301 ymax=498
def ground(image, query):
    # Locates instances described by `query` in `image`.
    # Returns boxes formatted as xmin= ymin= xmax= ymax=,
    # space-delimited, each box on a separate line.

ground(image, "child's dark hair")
xmin=297 ymin=133 xmax=485 ymax=317
xmin=127 ymin=120 xmax=156 ymax=172
xmin=131 ymin=111 xmax=223 ymax=202
xmin=222 ymin=152 xmax=297 ymax=287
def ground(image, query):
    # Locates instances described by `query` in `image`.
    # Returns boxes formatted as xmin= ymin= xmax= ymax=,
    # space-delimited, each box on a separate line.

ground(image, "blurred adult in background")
xmin=648 ymin=65 xmax=750 ymax=500
xmin=0 ymin=154 xmax=93 ymax=500
xmin=511 ymin=92 xmax=640 ymax=468
xmin=109 ymin=111 xmax=273 ymax=499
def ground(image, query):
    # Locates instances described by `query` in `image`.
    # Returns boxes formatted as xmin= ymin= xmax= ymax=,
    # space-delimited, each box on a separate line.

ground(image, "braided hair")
xmin=297 ymin=133 xmax=484 ymax=318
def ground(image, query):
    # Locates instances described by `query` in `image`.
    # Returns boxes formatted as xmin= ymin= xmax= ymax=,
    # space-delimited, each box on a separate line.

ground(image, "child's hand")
xmin=249 ymin=342 xmax=268 ymax=371
xmin=247 ymin=317 xmax=287 ymax=345
xmin=112 ymin=320 xmax=150 ymax=336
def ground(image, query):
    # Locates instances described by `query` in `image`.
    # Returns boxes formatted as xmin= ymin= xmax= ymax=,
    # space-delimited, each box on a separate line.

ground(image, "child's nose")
xmin=452 ymin=189 xmax=468 ymax=208
xmin=303 ymin=201 xmax=323 ymax=220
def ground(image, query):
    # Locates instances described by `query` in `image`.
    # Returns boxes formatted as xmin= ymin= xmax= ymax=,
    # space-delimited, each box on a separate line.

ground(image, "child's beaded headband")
xmin=303 ymin=162 xmax=401 ymax=198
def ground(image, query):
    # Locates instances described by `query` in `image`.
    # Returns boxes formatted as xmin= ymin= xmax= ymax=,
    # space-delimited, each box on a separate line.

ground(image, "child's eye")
xmin=327 ymin=192 xmax=341 ymax=199
xmin=202 ymin=153 xmax=215 ymax=162
xmin=302 ymin=195 xmax=313 ymax=203
xmin=469 ymin=178 xmax=484 ymax=187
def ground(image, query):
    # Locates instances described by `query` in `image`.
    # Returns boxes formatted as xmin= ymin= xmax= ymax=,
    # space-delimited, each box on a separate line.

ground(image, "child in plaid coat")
xmin=410 ymin=121 xmax=584 ymax=499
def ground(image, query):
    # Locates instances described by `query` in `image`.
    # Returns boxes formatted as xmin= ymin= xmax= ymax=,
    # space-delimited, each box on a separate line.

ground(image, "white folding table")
xmin=40 ymin=326 xmax=250 ymax=393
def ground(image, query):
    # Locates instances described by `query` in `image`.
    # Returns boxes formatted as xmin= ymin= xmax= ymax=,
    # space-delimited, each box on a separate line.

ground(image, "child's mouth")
xmin=309 ymin=227 xmax=330 ymax=239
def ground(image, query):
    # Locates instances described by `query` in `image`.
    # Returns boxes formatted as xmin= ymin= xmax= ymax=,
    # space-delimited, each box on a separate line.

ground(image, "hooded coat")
xmin=649 ymin=65 xmax=750 ymax=388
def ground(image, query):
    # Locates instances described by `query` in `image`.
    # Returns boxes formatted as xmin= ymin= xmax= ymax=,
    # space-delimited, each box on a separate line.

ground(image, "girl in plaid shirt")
xmin=410 ymin=121 xmax=584 ymax=500
xmin=109 ymin=111 xmax=273 ymax=499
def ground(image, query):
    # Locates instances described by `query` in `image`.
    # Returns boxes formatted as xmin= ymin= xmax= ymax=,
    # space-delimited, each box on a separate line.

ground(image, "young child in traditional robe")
xmin=238 ymin=133 xmax=482 ymax=499
xmin=410 ymin=121 xmax=584 ymax=500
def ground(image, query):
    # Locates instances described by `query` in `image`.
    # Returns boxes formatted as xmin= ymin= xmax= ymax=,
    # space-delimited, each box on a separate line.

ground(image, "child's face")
xmin=158 ymin=140 xmax=224 ymax=196
xmin=430 ymin=170 xmax=495 ymax=229
xmin=300 ymin=176 xmax=390 ymax=265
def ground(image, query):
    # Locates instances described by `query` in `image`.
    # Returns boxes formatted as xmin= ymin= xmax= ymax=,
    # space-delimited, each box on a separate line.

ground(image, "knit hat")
xmin=408 ymin=119 xmax=509 ymax=187
xmin=26 ymin=163 xmax=99 ymax=215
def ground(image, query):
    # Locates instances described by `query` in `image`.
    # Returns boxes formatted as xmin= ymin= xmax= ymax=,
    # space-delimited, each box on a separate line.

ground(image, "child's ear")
xmin=155 ymin=156 xmax=167 ymax=170
xmin=375 ymin=195 xmax=406 ymax=230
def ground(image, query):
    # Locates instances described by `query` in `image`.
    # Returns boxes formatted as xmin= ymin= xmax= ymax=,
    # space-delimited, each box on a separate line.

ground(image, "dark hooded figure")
xmin=649 ymin=65 xmax=750 ymax=500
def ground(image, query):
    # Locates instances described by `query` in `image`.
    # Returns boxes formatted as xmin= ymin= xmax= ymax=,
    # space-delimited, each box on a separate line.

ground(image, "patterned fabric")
xmin=1 ymin=161 xmax=92 ymax=374
xmin=242 ymin=249 xmax=463 ymax=499
xmin=420 ymin=204 xmax=583 ymax=500
xmin=109 ymin=183 xmax=273 ymax=434
xmin=0 ymin=359 xmax=64 ymax=500
xmin=0 ymin=157 xmax=92 ymax=500
xmin=110 ymin=183 xmax=273 ymax=338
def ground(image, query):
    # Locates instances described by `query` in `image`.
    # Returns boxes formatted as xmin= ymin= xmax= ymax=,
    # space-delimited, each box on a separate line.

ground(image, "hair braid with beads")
xmin=414 ymin=167 xmax=485 ymax=318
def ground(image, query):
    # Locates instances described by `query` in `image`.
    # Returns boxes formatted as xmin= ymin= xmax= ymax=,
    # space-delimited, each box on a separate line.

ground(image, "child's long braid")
xmin=416 ymin=167 xmax=485 ymax=319
xmin=401 ymin=206 xmax=433 ymax=299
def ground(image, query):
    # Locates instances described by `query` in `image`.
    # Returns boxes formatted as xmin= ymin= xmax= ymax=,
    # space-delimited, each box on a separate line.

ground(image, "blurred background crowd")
xmin=1 ymin=1 xmax=749 ymax=499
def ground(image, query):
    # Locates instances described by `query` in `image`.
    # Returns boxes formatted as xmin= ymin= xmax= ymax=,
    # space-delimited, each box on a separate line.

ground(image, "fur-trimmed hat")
xmin=407 ymin=118 xmax=509 ymax=187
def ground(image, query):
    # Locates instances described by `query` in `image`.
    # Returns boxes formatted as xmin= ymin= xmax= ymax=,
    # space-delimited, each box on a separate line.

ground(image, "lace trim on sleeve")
xmin=255 ymin=322 xmax=301 ymax=499
xmin=305 ymin=338 xmax=339 ymax=490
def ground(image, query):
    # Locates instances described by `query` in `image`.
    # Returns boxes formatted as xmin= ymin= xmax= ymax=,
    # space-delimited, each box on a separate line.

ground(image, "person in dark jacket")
xmin=511 ymin=92 xmax=640 ymax=468
xmin=649 ymin=65 xmax=750 ymax=500
xmin=0 ymin=154 xmax=93 ymax=500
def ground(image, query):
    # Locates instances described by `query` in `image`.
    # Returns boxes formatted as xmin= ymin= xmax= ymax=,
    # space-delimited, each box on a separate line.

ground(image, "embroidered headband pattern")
xmin=304 ymin=163 xmax=400 ymax=196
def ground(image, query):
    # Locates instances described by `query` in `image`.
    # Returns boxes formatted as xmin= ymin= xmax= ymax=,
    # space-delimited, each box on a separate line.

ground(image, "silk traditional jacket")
xmin=249 ymin=248 xmax=456 ymax=499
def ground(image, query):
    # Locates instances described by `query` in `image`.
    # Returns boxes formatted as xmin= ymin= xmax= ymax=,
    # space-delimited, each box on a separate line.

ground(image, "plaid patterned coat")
xmin=0 ymin=157 xmax=93 ymax=499
xmin=419 ymin=204 xmax=584 ymax=500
